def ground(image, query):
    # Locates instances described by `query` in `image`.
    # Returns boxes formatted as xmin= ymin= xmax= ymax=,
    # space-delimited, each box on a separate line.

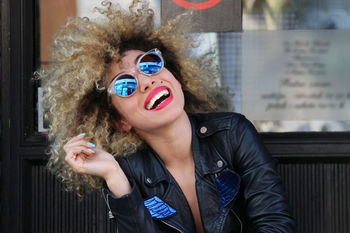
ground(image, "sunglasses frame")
xmin=107 ymin=48 xmax=164 ymax=98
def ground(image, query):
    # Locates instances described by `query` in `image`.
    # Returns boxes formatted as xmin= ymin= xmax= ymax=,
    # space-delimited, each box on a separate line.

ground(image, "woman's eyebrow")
xmin=108 ymin=53 xmax=144 ymax=86
xmin=134 ymin=54 xmax=143 ymax=64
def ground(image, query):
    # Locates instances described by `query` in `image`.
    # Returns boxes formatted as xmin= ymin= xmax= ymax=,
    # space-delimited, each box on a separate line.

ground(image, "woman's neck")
xmin=135 ymin=111 xmax=193 ymax=167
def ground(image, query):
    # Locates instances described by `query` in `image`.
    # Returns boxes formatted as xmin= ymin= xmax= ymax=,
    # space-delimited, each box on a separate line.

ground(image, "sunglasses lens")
xmin=114 ymin=74 xmax=137 ymax=97
xmin=139 ymin=53 xmax=163 ymax=75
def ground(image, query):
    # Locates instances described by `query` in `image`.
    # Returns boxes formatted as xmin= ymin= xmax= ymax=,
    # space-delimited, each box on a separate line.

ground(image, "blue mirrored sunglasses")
xmin=107 ymin=48 xmax=164 ymax=97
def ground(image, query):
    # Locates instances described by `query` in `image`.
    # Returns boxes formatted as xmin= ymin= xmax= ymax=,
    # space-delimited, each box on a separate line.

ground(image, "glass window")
xmin=218 ymin=0 xmax=350 ymax=132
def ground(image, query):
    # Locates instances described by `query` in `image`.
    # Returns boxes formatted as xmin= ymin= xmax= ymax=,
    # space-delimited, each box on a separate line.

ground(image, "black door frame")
xmin=1 ymin=0 xmax=47 ymax=232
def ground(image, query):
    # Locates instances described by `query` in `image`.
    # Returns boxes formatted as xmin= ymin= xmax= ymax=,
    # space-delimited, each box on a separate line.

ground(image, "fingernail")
xmin=77 ymin=133 xmax=86 ymax=137
xmin=87 ymin=148 xmax=95 ymax=153
xmin=87 ymin=142 xmax=96 ymax=148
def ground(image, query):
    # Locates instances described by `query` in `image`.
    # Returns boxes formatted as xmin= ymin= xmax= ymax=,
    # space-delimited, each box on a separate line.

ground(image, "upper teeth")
xmin=146 ymin=89 xmax=169 ymax=110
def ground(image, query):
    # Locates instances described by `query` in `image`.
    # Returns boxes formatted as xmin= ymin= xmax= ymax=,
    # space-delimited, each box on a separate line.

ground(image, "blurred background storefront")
xmin=1 ymin=0 xmax=349 ymax=232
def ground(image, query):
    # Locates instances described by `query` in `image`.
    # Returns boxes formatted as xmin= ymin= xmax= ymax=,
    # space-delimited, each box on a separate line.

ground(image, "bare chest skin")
xmin=168 ymin=166 xmax=205 ymax=233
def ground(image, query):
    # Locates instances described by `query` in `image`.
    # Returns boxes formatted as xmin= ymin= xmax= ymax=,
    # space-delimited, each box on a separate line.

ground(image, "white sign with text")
xmin=242 ymin=30 xmax=350 ymax=120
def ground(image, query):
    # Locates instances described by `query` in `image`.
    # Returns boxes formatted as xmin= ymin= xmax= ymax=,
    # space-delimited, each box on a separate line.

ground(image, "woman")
xmin=39 ymin=1 xmax=295 ymax=232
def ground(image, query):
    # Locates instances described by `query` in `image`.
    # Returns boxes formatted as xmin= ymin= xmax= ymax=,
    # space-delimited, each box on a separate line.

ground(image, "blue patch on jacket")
xmin=215 ymin=170 xmax=241 ymax=207
xmin=144 ymin=196 xmax=176 ymax=219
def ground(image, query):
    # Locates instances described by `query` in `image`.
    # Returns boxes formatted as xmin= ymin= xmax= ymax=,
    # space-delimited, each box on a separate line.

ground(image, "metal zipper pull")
xmin=108 ymin=210 xmax=115 ymax=219
xmin=102 ymin=189 xmax=115 ymax=219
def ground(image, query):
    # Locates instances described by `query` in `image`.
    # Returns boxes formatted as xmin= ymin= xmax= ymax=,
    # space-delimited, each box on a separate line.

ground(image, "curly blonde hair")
xmin=38 ymin=0 xmax=227 ymax=194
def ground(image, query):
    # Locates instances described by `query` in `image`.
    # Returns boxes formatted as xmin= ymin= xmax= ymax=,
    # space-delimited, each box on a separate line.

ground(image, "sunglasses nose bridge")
xmin=129 ymin=67 xmax=138 ymax=76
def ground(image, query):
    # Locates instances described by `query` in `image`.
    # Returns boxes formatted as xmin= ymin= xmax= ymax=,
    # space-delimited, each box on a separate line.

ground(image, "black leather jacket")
xmin=103 ymin=112 xmax=295 ymax=233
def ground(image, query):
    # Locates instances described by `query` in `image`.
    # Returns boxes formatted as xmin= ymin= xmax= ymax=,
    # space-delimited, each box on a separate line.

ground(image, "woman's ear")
xmin=113 ymin=119 xmax=132 ymax=132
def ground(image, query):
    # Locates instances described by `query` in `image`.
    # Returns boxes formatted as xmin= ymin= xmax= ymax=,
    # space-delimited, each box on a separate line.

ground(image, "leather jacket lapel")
xmin=142 ymin=148 xmax=196 ymax=233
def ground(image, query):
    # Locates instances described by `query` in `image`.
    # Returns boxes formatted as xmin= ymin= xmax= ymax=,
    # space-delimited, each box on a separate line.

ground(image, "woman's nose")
xmin=138 ymin=74 xmax=156 ymax=92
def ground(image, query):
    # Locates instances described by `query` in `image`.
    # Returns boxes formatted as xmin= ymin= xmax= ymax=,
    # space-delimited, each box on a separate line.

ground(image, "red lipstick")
xmin=144 ymin=86 xmax=173 ymax=111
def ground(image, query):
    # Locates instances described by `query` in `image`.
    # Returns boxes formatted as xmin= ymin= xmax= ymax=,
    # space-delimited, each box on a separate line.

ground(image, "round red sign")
xmin=172 ymin=0 xmax=222 ymax=10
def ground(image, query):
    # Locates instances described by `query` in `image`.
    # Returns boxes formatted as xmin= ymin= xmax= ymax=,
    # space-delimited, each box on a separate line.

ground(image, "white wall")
xmin=76 ymin=0 xmax=161 ymax=25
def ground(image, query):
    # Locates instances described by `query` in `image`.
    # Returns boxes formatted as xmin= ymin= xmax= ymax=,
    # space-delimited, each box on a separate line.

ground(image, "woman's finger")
xmin=64 ymin=140 xmax=96 ymax=152
xmin=65 ymin=147 xmax=95 ymax=163
xmin=66 ymin=133 xmax=86 ymax=144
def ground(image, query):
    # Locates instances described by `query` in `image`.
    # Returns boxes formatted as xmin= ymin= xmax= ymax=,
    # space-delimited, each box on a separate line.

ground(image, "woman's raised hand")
xmin=64 ymin=133 xmax=132 ymax=196
xmin=64 ymin=133 xmax=119 ymax=181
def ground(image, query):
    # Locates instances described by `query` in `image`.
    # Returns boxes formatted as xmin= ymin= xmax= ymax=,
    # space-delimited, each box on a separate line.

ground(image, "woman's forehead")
xmin=118 ymin=50 xmax=145 ymax=67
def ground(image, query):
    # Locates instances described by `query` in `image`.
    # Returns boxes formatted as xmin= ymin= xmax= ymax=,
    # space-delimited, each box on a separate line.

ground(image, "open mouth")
xmin=145 ymin=86 xmax=173 ymax=111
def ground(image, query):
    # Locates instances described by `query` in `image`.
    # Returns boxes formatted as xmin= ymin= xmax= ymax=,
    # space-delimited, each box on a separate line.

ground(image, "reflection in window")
xmin=218 ymin=0 xmax=350 ymax=132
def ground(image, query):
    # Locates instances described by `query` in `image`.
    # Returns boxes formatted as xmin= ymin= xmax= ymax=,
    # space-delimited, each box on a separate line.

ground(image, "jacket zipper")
xmin=168 ymin=173 xmax=196 ymax=231
xmin=160 ymin=220 xmax=185 ymax=233
xmin=101 ymin=189 xmax=115 ymax=219
xmin=230 ymin=209 xmax=243 ymax=233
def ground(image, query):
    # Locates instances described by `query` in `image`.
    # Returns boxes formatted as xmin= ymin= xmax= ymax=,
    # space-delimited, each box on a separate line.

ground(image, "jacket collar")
xmin=142 ymin=113 xmax=233 ymax=185
xmin=190 ymin=114 xmax=231 ymax=176
xmin=142 ymin=147 xmax=171 ymax=186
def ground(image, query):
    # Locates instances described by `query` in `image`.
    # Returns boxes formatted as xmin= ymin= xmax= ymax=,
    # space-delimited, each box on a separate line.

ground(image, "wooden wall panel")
xmin=277 ymin=160 xmax=350 ymax=233
xmin=30 ymin=162 xmax=117 ymax=233
xmin=27 ymin=159 xmax=350 ymax=233
xmin=39 ymin=0 xmax=76 ymax=64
